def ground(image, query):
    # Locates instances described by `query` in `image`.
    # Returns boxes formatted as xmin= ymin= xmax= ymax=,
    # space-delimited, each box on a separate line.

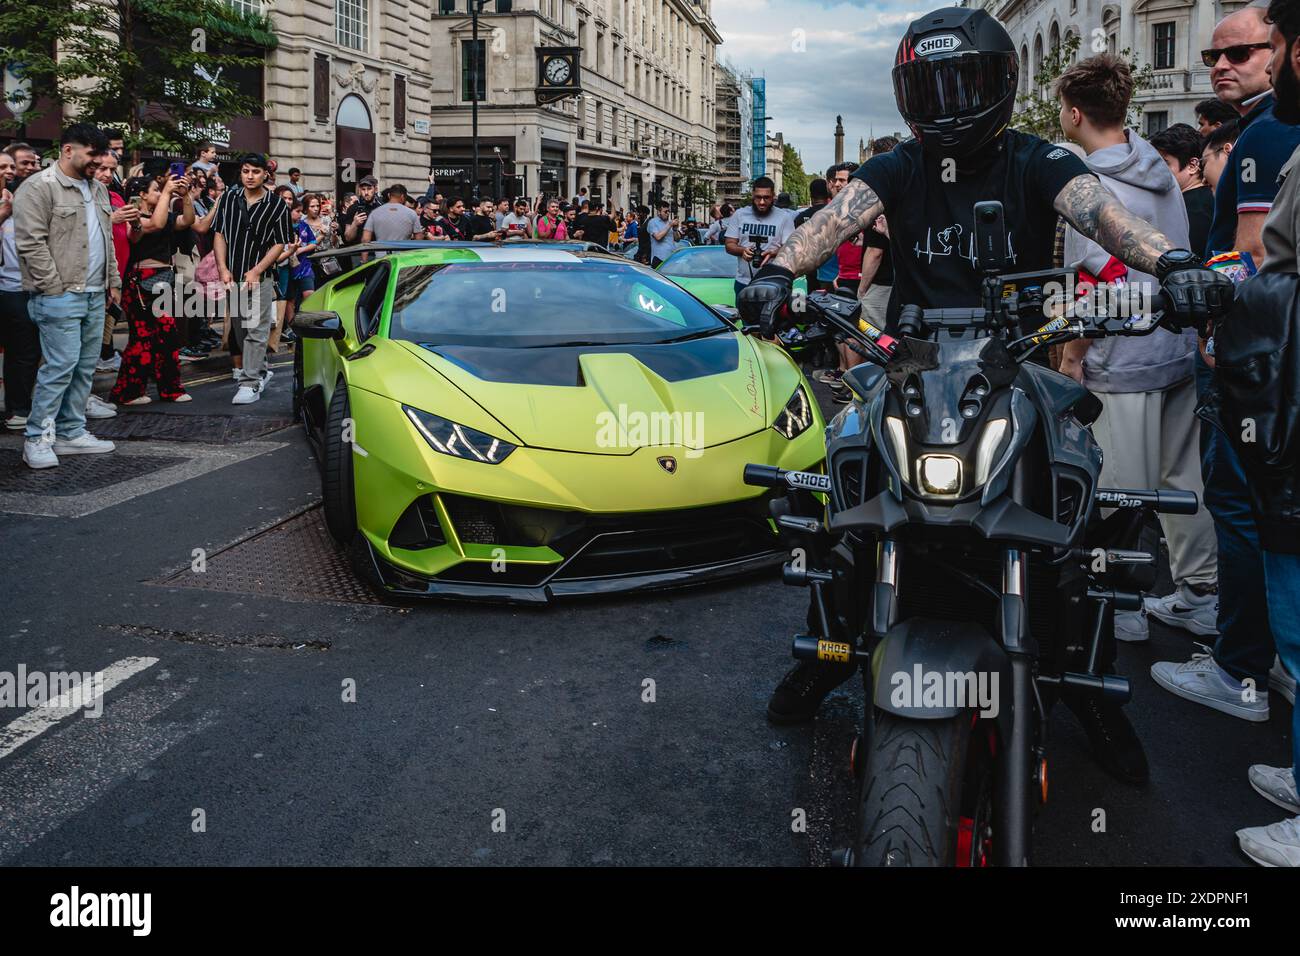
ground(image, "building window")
xmin=314 ymin=53 xmax=330 ymax=123
xmin=461 ymin=39 xmax=486 ymax=101
xmin=1145 ymin=110 xmax=1169 ymax=135
xmin=229 ymin=0 xmax=262 ymax=13
xmin=394 ymin=74 xmax=406 ymax=131
xmin=495 ymin=0 xmax=509 ymax=10
xmin=437 ymin=0 xmax=455 ymax=12
xmin=336 ymin=0 xmax=368 ymax=50
xmin=1153 ymin=22 xmax=1176 ymax=69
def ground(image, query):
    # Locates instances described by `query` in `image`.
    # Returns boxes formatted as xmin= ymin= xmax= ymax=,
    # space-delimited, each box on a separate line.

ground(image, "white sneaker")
xmin=95 ymin=352 xmax=121 ymax=372
xmin=232 ymin=384 xmax=261 ymax=405
xmin=1144 ymin=583 xmax=1218 ymax=637
xmin=53 ymin=433 xmax=115 ymax=455
xmin=1269 ymin=656 xmax=1296 ymax=706
xmin=1150 ymin=651 xmax=1270 ymax=721
xmin=1249 ymin=765 xmax=1300 ymax=814
xmin=4 ymin=414 xmax=27 ymax=431
xmin=1114 ymin=609 xmax=1149 ymax=643
xmin=232 ymin=368 xmax=242 ymax=381
xmin=1236 ymin=815 xmax=1300 ymax=867
xmin=260 ymin=368 xmax=274 ymax=386
xmin=23 ymin=438 xmax=58 ymax=469
xmin=85 ymin=394 xmax=118 ymax=419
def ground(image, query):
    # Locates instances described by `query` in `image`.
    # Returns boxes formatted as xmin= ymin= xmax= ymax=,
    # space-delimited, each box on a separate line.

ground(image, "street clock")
xmin=535 ymin=46 xmax=581 ymax=104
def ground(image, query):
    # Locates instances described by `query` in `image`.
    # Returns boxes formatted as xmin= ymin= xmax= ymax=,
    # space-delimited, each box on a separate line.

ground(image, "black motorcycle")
xmin=743 ymin=201 xmax=1202 ymax=866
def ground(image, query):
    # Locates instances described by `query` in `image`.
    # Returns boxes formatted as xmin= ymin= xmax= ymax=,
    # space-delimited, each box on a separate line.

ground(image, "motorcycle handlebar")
xmin=1096 ymin=487 xmax=1199 ymax=515
xmin=743 ymin=463 xmax=785 ymax=488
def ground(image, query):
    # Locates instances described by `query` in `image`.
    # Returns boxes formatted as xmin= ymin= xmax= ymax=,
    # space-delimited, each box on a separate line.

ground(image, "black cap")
xmin=359 ymin=175 xmax=378 ymax=187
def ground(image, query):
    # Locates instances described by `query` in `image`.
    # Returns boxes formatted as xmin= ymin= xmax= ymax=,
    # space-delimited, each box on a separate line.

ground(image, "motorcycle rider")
xmin=739 ymin=6 xmax=1234 ymax=784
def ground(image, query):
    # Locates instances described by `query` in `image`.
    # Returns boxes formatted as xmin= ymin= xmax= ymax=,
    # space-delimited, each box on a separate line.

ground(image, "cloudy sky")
xmin=711 ymin=0 xmax=922 ymax=175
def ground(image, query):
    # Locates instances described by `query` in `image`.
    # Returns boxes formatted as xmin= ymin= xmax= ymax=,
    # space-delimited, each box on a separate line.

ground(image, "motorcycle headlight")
xmin=917 ymin=454 xmax=962 ymax=496
xmin=884 ymin=415 xmax=909 ymax=483
xmin=403 ymin=405 xmax=516 ymax=464
xmin=772 ymin=385 xmax=814 ymax=439
xmin=973 ymin=418 xmax=1009 ymax=487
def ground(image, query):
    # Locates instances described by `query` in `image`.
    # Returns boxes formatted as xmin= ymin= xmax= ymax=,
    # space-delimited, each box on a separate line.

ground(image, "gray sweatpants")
xmin=228 ymin=278 xmax=273 ymax=384
xmin=1091 ymin=377 xmax=1218 ymax=587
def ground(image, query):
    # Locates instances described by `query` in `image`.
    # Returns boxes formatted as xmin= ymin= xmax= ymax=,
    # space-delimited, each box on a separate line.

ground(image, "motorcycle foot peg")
xmin=776 ymin=514 xmax=824 ymax=536
xmin=783 ymin=562 xmax=834 ymax=586
xmin=832 ymin=848 xmax=855 ymax=867
xmin=1042 ymin=671 xmax=1132 ymax=705
xmin=791 ymin=634 xmax=866 ymax=665
xmin=1086 ymin=586 xmax=1144 ymax=611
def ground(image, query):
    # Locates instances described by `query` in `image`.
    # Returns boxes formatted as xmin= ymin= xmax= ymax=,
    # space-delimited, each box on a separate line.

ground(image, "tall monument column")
xmin=834 ymin=114 xmax=845 ymax=165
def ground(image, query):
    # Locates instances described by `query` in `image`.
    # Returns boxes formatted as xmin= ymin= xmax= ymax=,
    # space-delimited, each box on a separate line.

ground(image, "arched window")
xmin=1050 ymin=22 xmax=1060 ymax=55
xmin=1033 ymin=33 xmax=1043 ymax=92
xmin=336 ymin=93 xmax=372 ymax=130
xmin=1020 ymin=44 xmax=1030 ymax=94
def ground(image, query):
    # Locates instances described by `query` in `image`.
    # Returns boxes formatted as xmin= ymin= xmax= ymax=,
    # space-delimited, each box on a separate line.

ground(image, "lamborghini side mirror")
xmin=295 ymin=310 xmax=346 ymax=340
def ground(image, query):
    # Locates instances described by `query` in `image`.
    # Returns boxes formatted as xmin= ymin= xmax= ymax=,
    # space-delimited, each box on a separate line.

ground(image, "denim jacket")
xmin=12 ymin=165 xmax=120 ymax=296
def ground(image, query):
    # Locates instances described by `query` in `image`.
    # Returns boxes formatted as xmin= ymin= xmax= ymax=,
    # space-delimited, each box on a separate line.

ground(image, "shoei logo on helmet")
xmin=915 ymin=34 xmax=961 ymax=56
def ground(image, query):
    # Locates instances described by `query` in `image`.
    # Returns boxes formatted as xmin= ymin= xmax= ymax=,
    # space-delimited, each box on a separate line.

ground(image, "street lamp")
xmin=468 ymin=0 xmax=510 ymax=200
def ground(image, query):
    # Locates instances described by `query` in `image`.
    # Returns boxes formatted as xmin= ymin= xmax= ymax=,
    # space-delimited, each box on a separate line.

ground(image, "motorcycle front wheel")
xmin=854 ymin=710 xmax=996 ymax=867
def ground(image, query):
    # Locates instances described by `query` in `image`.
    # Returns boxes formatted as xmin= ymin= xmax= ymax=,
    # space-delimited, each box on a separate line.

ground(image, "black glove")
xmin=1156 ymin=252 xmax=1235 ymax=334
xmin=738 ymin=264 xmax=795 ymax=337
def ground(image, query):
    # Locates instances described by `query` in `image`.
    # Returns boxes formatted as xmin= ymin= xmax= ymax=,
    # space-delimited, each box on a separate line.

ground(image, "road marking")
xmin=0 ymin=656 xmax=159 ymax=761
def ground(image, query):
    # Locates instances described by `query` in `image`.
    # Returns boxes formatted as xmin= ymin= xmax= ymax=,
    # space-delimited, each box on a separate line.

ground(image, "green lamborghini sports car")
xmin=294 ymin=242 xmax=826 ymax=603
xmin=655 ymin=245 xmax=808 ymax=307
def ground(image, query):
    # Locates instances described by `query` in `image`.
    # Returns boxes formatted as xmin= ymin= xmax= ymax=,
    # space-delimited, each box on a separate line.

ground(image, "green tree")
xmin=1012 ymin=33 xmax=1155 ymax=141
xmin=1 ymin=0 xmax=277 ymax=161
xmin=676 ymin=149 xmax=716 ymax=215
xmin=781 ymin=142 xmax=809 ymax=205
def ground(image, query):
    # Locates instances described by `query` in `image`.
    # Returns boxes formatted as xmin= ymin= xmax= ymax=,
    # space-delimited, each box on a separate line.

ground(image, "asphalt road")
xmin=0 ymin=349 xmax=1291 ymax=866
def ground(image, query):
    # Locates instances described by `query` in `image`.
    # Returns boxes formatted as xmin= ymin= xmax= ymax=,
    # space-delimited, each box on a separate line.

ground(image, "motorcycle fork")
xmin=995 ymin=547 xmax=1036 ymax=868
xmin=857 ymin=535 xmax=901 ymax=777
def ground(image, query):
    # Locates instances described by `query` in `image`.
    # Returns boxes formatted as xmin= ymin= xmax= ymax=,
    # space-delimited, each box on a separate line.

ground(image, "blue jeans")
xmin=24 ymin=289 xmax=106 ymax=442
xmin=1262 ymin=552 xmax=1300 ymax=792
xmin=1196 ymin=356 xmax=1275 ymax=684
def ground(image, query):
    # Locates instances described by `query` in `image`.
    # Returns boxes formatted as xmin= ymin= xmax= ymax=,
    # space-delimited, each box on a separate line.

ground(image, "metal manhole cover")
xmin=91 ymin=412 xmax=294 ymax=444
xmin=0 ymin=448 xmax=186 ymax=496
xmin=153 ymin=506 xmax=397 ymax=607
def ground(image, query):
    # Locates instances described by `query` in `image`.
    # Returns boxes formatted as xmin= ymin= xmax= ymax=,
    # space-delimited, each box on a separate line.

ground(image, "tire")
xmin=322 ymin=379 xmax=357 ymax=543
xmin=854 ymin=709 xmax=995 ymax=867
xmin=292 ymin=342 xmax=305 ymax=425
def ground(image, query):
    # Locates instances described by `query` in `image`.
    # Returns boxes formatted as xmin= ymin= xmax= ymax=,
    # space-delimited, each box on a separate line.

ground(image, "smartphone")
xmin=169 ymin=161 xmax=186 ymax=179
xmin=129 ymin=196 xmax=144 ymax=210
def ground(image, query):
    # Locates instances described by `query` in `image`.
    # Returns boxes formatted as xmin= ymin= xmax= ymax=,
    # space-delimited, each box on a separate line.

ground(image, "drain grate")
xmin=0 ymin=448 xmax=185 ymax=496
xmin=91 ymin=412 xmax=294 ymax=444
xmin=153 ymin=506 xmax=398 ymax=607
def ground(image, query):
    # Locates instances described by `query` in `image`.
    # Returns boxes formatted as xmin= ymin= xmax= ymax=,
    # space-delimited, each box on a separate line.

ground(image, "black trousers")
xmin=0 ymin=289 xmax=39 ymax=417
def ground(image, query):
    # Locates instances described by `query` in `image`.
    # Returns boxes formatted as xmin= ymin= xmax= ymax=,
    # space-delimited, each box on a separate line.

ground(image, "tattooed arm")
xmin=771 ymin=179 xmax=884 ymax=275
xmin=1053 ymin=173 xmax=1172 ymax=275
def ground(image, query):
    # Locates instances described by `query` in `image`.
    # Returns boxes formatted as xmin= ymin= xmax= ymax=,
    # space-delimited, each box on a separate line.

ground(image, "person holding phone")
xmin=108 ymin=172 xmax=195 ymax=405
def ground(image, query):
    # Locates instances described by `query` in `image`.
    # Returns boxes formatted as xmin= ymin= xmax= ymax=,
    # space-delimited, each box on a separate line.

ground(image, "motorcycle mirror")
xmin=973 ymin=201 xmax=1008 ymax=275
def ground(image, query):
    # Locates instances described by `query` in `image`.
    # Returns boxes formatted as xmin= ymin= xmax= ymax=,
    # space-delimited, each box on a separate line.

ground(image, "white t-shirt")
xmin=75 ymin=178 xmax=108 ymax=292
xmin=647 ymin=216 xmax=676 ymax=261
xmin=725 ymin=206 xmax=794 ymax=284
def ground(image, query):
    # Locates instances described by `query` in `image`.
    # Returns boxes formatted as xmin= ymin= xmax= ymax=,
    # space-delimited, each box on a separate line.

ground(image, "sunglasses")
xmin=1201 ymin=42 xmax=1271 ymax=67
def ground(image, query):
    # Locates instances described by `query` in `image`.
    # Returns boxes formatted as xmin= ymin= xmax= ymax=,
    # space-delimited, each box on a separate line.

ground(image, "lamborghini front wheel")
xmin=322 ymin=380 xmax=358 ymax=543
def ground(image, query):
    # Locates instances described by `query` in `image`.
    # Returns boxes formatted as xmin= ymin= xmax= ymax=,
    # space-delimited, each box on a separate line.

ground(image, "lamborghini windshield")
xmin=388 ymin=260 xmax=730 ymax=347
xmin=659 ymin=246 xmax=734 ymax=278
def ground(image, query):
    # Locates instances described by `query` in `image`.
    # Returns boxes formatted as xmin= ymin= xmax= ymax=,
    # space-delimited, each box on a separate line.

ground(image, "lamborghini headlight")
xmin=403 ymin=405 xmax=516 ymax=464
xmin=917 ymin=454 xmax=962 ymax=495
xmin=772 ymin=385 xmax=814 ymax=439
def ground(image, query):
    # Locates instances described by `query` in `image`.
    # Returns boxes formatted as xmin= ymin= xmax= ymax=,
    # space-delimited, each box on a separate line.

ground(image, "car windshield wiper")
xmin=659 ymin=327 xmax=725 ymax=343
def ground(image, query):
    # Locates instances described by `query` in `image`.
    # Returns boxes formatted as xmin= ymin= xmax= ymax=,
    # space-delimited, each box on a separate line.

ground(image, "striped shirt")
xmin=213 ymin=188 xmax=292 ymax=279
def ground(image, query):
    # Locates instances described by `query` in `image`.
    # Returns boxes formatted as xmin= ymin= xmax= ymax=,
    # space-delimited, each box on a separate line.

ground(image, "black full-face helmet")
xmin=893 ymin=7 xmax=1019 ymax=159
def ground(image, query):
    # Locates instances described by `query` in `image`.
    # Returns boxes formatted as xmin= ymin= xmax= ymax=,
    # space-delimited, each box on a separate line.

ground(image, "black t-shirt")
xmin=438 ymin=215 xmax=468 ymax=240
xmin=463 ymin=213 xmax=496 ymax=239
xmin=337 ymin=196 xmax=382 ymax=233
xmin=853 ymin=130 xmax=1091 ymax=325
xmin=793 ymin=202 xmax=826 ymax=228
xmin=1182 ymin=185 xmax=1214 ymax=264
xmin=130 ymin=211 xmax=182 ymax=267
xmin=862 ymin=226 xmax=894 ymax=288
xmin=578 ymin=214 xmax=613 ymax=247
